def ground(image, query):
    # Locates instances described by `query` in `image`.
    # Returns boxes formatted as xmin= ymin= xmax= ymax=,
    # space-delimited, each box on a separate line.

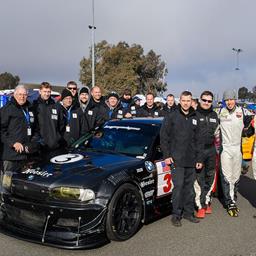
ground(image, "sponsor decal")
xmin=22 ymin=168 xmax=53 ymax=178
xmin=209 ymin=118 xmax=217 ymax=123
xmin=144 ymin=189 xmax=154 ymax=198
xmin=155 ymin=160 xmax=173 ymax=197
xmin=192 ymin=119 xmax=197 ymax=125
xmin=146 ymin=200 xmax=153 ymax=205
xmin=51 ymin=114 xmax=58 ymax=120
xmin=142 ymin=173 xmax=153 ymax=180
xmin=104 ymin=125 xmax=141 ymax=131
xmin=50 ymin=154 xmax=84 ymax=164
xmin=136 ymin=168 xmax=144 ymax=173
xmin=236 ymin=112 xmax=242 ymax=118
xmin=140 ymin=179 xmax=154 ymax=188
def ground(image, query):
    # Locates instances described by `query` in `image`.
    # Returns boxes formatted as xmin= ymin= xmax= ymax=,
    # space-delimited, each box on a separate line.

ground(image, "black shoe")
xmin=183 ymin=215 xmax=200 ymax=223
xmin=171 ymin=216 xmax=182 ymax=227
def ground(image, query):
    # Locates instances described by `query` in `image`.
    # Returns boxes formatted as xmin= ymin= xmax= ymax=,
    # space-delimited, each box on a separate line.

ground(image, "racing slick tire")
xmin=106 ymin=183 xmax=143 ymax=241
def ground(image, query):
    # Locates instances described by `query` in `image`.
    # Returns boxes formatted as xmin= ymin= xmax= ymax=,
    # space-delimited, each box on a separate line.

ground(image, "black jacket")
xmin=1 ymin=97 xmax=39 ymax=161
xmin=105 ymin=101 xmax=126 ymax=120
xmin=162 ymin=103 xmax=177 ymax=116
xmin=120 ymin=97 xmax=133 ymax=111
xmin=136 ymin=103 xmax=164 ymax=117
xmin=33 ymin=97 xmax=65 ymax=149
xmin=57 ymin=103 xmax=89 ymax=147
xmin=196 ymin=106 xmax=219 ymax=147
xmin=160 ymin=105 xmax=204 ymax=167
xmin=87 ymin=97 xmax=109 ymax=125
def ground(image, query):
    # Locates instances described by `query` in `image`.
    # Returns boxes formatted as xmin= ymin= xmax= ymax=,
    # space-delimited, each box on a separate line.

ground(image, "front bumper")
xmin=0 ymin=195 xmax=109 ymax=249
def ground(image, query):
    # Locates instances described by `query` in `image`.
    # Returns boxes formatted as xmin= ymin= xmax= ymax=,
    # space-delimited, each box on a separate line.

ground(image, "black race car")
xmin=0 ymin=118 xmax=174 ymax=249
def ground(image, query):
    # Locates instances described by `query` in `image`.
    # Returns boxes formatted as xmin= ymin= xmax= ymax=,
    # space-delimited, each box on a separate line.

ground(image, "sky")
xmin=1 ymin=0 xmax=256 ymax=99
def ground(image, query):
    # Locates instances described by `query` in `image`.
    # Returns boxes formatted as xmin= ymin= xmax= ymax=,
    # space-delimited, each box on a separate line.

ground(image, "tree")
xmin=238 ymin=87 xmax=248 ymax=100
xmin=0 ymin=72 xmax=20 ymax=90
xmin=80 ymin=40 xmax=167 ymax=95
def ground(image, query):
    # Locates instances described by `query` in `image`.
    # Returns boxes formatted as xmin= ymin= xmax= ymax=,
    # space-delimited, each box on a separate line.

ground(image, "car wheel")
xmin=106 ymin=183 xmax=143 ymax=241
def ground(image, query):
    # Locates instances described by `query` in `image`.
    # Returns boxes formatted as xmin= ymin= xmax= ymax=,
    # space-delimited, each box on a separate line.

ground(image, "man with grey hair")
xmin=0 ymin=85 xmax=39 ymax=173
xmin=219 ymin=89 xmax=253 ymax=217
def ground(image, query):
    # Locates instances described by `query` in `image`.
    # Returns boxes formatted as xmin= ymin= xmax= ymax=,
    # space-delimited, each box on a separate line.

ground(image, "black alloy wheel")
xmin=106 ymin=183 xmax=143 ymax=241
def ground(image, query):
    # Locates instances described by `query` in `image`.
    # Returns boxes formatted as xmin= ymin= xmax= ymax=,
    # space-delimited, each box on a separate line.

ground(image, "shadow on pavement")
xmin=239 ymin=175 xmax=256 ymax=208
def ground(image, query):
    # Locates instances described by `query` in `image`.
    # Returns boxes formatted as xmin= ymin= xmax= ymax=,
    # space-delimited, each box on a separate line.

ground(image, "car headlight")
xmin=50 ymin=187 xmax=95 ymax=202
xmin=2 ymin=172 xmax=12 ymax=189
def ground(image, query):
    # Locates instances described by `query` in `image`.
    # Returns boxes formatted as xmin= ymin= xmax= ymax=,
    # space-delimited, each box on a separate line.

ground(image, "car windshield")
xmin=74 ymin=123 xmax=159 ymax=158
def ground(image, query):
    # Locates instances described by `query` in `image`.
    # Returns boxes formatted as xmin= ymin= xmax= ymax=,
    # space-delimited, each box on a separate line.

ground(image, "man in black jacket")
xmin=137 ymin=92 xmax=163 ymax=117
xmin=105 ymin=91 xmax=125 ymax=120
xmin=87 ymin=86 xmax=109 ymax=125
xmin=57 ymin=89 xmax=88 ymax=147
xmin=194 ymin=91 xmax=219 ymax=219
xmin=160 ymin=91 xmax=204 ymax=227
xmin=162 ymin=94 xmax=177 ymax=116
xmin=78 ymin=86 xmax=101 ymax=131
xmin=33 ymin=82 xmax=65 ymax=152
xmin=1 ymin=85 xmax=39 ymax=173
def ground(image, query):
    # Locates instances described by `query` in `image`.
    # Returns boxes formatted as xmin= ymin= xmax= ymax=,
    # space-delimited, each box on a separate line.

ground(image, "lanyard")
xmin=66 ymin=108 xmax=72 ymax=125
xmin=22 ymin=108 xmax=30 ymax=126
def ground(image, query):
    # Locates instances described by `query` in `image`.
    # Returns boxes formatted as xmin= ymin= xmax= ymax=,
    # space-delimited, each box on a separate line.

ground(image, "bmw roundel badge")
xmin=28 ymin=175 xmax=34 ymax=181
xmin=145 ymin=161 xmax=155 ymax=173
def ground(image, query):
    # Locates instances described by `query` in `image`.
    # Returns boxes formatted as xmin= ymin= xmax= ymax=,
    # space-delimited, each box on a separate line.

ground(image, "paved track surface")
xmin=0 ymin=173 xmax=255 ymax=256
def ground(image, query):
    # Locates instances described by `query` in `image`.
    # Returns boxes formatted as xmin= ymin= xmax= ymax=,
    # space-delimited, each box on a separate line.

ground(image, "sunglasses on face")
xmin=68 ymin=87 xmax=77 ymax=91
xmin=201 ymin=98 xmax=213 ymax=103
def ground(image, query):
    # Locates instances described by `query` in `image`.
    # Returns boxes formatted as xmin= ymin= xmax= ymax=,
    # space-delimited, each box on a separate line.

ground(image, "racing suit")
xmin=219 ymin=106 xmax=252 ymax=208
xmin=194 ymin=106 xmax=219 ymax=209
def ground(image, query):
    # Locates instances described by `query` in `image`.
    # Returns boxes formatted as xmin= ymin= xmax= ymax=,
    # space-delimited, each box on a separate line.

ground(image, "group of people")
xmin=0 ymin=82 xmax=178 ymax=174
xmin=0 ymin=82 xmax=253 ymax=227
xmin=160 ymin=89 xmax=254 ymax=227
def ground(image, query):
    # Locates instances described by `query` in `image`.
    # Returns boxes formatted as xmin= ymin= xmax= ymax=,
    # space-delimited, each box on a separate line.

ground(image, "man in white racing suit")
xmin=219 ymin=89 xmax=253 ymax=217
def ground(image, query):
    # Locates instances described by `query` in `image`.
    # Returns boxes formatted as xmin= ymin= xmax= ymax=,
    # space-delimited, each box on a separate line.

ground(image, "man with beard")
xmin=194 ymin=91 xmax=219 ymax=218
xmin=78 ymin=86 xmax=101 ymax=131
xmin=136 ymin=92 xmax=163 ymax=117
xmin=120 ymin=88 xmax=133 ymax=111
xmin=160 ymin=91 xmax=204 ymax=227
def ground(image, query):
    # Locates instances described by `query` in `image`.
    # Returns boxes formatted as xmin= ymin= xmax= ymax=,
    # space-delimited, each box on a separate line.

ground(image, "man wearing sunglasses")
xmin=194 ymin=91 xmax=219 ymax=219
xmin=66 ymin=81 xmax=79 ymax=108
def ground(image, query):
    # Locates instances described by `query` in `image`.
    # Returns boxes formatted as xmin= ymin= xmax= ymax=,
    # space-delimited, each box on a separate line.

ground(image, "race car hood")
xmin=13 ymin=151 xmax=142 ymax=189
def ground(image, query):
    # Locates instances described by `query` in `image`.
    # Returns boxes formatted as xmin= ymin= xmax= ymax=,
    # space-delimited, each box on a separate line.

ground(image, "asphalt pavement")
xmin=0 ymin=172 xmax=255 ymax=256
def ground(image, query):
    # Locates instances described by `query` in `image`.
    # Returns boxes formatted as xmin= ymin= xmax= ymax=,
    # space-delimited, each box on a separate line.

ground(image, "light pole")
xmin=232 ymin=48 xmax=242 ymax=70
xmin=89 ymin=0 xmax=96 ymax=87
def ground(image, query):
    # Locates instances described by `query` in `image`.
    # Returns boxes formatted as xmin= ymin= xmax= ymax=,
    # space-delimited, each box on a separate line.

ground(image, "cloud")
xmin=0 ymin=0 xmax=255 ymax=95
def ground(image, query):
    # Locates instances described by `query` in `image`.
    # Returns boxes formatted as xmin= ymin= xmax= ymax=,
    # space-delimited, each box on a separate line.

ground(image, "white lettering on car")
xmin=22 ymin=168 xmax=53 ymax=178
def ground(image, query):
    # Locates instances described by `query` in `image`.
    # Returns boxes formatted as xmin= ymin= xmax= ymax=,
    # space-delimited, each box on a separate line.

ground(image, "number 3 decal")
xmin=163 ymin=173 xmax=172 ymax=193
xmin=155 ymin=161 xmax=174 ymax=197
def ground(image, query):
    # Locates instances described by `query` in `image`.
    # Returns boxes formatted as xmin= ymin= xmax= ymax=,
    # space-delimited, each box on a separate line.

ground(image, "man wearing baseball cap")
xmin=219 ymin=89 xmax=253 ymax=217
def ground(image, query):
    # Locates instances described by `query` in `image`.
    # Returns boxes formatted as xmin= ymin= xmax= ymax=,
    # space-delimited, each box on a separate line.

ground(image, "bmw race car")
xmin=0 ymin=118 xmax=173 ymax=249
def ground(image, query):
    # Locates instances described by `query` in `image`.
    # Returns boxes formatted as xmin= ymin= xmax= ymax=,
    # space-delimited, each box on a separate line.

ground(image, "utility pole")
xmin=89 ymin=0 xmax=96 ymax=87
